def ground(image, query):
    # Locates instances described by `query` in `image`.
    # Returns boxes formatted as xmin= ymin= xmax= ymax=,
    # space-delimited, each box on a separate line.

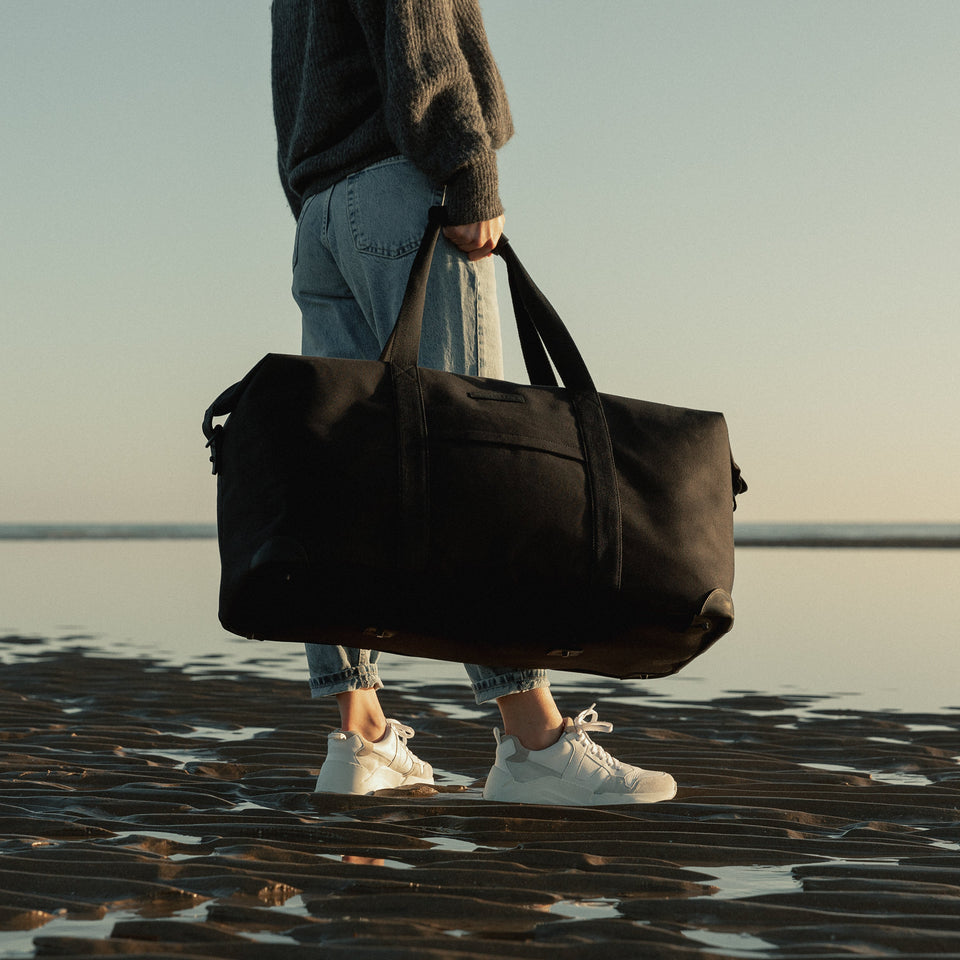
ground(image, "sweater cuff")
xmin=444 ymin=152 xmax=503 ymax=225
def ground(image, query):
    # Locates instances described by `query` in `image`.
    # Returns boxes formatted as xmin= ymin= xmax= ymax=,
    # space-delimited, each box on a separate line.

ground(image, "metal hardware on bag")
xmin=547 ymin=648 xmax=584 ymax=658
xmin=205 ymin=425 xmax=223 ymax=475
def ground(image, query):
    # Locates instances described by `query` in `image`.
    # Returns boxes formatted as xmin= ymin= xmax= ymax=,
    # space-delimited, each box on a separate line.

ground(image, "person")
xmin=271 ymin=0 xmax=676 ymax=805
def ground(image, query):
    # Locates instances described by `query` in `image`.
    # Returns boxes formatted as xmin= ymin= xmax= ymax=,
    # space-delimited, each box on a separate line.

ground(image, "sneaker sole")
xmin=483 ymin=773 xmax=677 ymax=806
xmin=315 ymin=762 xmax=434 ymax=796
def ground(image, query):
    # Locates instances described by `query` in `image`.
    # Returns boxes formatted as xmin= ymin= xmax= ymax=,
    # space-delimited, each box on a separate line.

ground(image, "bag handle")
xmin=382 ymin=208 xmax=586 ymax=392
xmin=383 ymin=209 xmax=623 ymax=590
xmin=499 ymin=243 xmax=558 ymax=388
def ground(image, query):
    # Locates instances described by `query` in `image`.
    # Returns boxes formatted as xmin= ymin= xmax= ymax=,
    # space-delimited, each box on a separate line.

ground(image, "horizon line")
xmin=1 ymin=521 xmax=957 ymax=549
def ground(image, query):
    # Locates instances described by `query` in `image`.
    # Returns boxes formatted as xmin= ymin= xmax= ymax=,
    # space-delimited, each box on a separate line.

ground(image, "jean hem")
xmin=471 ymin=670 xmax=550 ymax=706
xmin=308 ymin=667 xmax=383 ymax=699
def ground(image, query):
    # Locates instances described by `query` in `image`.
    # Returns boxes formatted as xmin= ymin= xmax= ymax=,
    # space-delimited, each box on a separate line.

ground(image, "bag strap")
xmin=379 ymin=216 xmax=441 ymax=575
xmin=386 ymin=209 xmax=623 ymax=591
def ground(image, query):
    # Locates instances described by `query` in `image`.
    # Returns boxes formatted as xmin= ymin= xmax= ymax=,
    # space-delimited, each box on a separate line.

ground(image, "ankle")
xmin=335 ymin=688 xmax=387 ymax=743
xmin=508 ymin=721 xmax=564 ymax=753
xmin=496 ymin=688 xmax=565 ymax=752
xmin=344 ymin=722 xmax=387 ymax=743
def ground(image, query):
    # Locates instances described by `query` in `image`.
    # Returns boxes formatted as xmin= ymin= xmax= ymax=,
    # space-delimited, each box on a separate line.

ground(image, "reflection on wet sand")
xmin=342 ymin=855 xmax=385 ymax=866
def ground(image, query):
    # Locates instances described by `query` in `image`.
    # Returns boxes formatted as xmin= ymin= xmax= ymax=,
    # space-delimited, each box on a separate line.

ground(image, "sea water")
xmin=0 ymin=531 xmax=957 ymax=715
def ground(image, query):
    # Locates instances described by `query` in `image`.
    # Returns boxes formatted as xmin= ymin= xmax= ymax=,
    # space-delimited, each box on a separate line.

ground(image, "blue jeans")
xmin=291 ymin=156 xmax=549 ymax=706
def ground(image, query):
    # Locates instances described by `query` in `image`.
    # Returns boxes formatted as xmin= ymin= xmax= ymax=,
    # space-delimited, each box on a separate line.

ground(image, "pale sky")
xmin=2 ymin=1 xmax=957 ymax=524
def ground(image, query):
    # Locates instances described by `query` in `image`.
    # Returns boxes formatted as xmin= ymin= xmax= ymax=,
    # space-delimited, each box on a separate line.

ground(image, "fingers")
xmin=465 ymin=241 xmax=496 ymax=262
xmin=442 ymin=215 xmax=504 ymax=260
xmin=443 ymin=222 xmax=498 ymax=259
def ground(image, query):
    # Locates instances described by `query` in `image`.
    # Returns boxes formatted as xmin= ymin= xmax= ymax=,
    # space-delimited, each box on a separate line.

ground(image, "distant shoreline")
xmin=0 ymin=524 xmax=219 ymax=541
xmin=0 ymin=522 xmax=958 ymax=548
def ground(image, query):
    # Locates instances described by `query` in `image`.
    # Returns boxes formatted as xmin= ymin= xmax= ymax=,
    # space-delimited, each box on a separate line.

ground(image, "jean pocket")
xmin=346 ymin=157 xmax=443 ymax=258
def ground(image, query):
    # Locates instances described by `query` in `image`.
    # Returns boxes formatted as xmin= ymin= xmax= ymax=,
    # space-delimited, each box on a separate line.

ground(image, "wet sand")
xmin=1 ymin=635 xmax=959 ymax=959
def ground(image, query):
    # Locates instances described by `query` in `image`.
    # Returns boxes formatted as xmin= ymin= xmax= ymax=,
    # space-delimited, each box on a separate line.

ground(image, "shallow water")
xmin=0 ymin=540 xmax=956 ymax=715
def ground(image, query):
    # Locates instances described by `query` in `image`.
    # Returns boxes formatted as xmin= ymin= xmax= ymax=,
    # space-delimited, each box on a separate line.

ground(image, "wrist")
xmin=445 ymin=153 xmax=503 ymax=225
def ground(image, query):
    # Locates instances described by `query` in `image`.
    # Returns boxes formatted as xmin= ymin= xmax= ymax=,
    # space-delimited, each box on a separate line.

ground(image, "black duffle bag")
xmin=202 ymin=209 xmax=746 ymax=680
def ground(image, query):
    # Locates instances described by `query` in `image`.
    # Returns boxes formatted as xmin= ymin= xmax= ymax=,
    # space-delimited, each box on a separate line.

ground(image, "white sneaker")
xmin=314 ymin=719 xmax=434 ymax=795
xmin=482 ymin=704 xmax=677 ymax=806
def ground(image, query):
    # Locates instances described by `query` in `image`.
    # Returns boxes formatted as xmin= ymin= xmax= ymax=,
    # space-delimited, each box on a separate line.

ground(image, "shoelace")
xmin=385 ymin=719 xmax=415 ymax=741
xmin=385 ymin=719 xmax=416 ymax=753
xmin=383 ymin=719 xmax=422 ymax=773
xmin=572 ymin=703 xmax=623 ymax=772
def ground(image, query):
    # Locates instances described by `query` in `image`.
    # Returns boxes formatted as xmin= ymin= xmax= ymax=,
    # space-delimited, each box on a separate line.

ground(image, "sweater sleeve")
xmin=350 ymin=0 xmax=512 ymax=225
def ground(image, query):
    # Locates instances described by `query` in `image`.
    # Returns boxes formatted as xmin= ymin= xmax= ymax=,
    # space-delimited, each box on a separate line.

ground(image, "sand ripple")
xmin=1 ymin=639 xmax=959 ymax=958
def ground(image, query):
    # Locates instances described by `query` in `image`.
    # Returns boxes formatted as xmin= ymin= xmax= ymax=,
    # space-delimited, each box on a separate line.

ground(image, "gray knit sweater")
xmin=271 ymin=0 xmax=514 ymax=225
